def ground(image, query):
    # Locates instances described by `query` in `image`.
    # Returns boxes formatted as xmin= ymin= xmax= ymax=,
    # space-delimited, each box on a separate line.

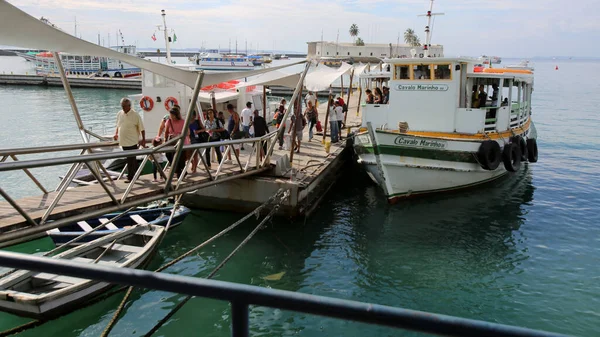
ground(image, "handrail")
xmin=0 ymin=135 xmax=277 ymax=172
xmin=0 ymin=250 xmax=571 ymax=337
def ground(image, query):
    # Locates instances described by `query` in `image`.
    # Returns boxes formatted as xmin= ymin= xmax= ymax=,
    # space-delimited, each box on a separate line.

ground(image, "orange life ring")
xmin=140 ymin=96 xmax=154 ymax=111
xmin=164 ymin=96 xmax=179 ymax=111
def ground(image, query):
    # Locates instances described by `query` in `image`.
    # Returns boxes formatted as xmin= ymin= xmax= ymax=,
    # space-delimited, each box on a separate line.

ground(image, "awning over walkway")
xmin=236 ymin=70 xmax=302 ymax=89
xmin=304 ymin=62 xmax=352 ymax=91
xmin=0 ymin=1 xmax=305 ymax=88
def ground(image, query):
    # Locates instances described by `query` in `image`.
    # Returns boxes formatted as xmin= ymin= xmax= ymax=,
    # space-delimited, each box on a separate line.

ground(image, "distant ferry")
xmin=189 ymin=50 xmax=255 ymax=71
xmin=32 ymin=45 xmax=142 ymax=78
xmin=480 ymin=55 xmax=502 ymax=64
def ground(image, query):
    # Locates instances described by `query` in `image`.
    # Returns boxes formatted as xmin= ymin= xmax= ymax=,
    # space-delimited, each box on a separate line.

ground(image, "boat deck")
xmin=0 ymin=89 xmax=362 ymax=244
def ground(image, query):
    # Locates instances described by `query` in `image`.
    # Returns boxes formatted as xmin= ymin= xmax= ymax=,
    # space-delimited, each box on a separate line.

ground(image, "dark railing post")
xmin=231 ymin=301 xmax=249 ymax=337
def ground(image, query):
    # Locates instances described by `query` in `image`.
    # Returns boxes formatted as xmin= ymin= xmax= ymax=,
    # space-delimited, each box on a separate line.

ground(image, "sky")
xmin=6 ymin=0 xmax=600 ymax=58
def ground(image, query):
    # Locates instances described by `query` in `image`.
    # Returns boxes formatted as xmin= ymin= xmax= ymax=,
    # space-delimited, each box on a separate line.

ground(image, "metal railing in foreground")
xmin=0 ymin=251 xmax=570 ymax=337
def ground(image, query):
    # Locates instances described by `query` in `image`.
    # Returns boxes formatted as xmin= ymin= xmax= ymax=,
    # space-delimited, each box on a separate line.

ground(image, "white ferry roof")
xmin=198 ymin=91 xmax=239 ymax=103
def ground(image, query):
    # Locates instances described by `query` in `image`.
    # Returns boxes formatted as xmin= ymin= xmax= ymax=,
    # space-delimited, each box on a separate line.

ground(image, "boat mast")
xmin=161 ymin=9 xmax=172 ymax=64
xmin=419 ymin=0 xmax=444 ymax=57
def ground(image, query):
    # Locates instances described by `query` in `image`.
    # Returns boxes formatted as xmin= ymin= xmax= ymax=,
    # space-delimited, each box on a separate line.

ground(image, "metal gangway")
xmin=0 ymin=55 xmax=312 ymax=246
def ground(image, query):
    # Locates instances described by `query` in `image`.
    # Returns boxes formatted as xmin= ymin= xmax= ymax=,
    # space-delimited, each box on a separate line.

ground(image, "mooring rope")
xmin=100 ymin=189 xmax=287 ymax=337
xmin=143 ymin=193 xmax=288 ymax=337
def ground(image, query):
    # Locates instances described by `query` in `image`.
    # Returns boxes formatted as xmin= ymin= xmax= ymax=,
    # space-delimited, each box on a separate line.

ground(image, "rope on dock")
xmin=100 ymin=189 xmax=288 ymax=337
xmin=143 ymin=191 xmax=289 ymax=337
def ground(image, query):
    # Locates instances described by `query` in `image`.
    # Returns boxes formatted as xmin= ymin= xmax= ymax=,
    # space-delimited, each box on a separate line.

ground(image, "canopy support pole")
xmin=165 ymin=72 xmax=205 ymax=193
xmin=321 ymin=86 xmax=333 ymax=144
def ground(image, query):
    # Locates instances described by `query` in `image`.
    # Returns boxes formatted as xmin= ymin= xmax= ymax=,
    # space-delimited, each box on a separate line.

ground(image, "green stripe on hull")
xmin=355 ymin=145 xmax=478 ymax=164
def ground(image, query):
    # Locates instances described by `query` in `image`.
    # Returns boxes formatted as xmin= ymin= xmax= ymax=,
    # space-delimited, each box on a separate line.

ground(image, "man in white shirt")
xmin=336 ymin=101 xmax=345 ymax=140
xmin=240 ymin=101 xmax=253 ymax=150
xmin=304 ymin=91 xmax=316 ymax=108
xmin=328 ymin=101 xmax=340 ymax=143
xmin=113 ymin=97 xmax=145 ymax=182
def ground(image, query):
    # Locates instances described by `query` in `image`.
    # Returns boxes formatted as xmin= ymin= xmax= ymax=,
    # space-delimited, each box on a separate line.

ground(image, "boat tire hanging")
xmin=511 ymin=135 xmax=528 ymax=162
xmin=476 ymin=140 xmax=501 ymax=170
xmin=502 ymin=143 xmax=522 ymax=172
xmin=164 ymin=97 xmax=179 ymax=111
xmin=527 ymin=138 xmax=538 ymax=163
xmin=140 ymin=96 xmax=154 ymax=112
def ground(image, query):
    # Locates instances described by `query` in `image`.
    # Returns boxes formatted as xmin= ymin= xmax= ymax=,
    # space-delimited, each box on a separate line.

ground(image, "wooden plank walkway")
xmin=0 ymin=88 xmax=363 ymax=235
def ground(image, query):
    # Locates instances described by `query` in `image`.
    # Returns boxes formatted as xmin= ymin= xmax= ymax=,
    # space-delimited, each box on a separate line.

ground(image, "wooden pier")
xmin=0 ymin=90 xmax=362 ymax=245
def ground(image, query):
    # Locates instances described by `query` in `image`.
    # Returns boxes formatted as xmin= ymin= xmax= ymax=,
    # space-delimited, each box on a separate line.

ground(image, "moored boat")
xmin=47 ymin=206 xmax=191 ymax=246
xmin=353 ymin=1 xmax=538 ymax=202
xmin=0 ymin=224 xmax=165 ymax=318
xmin=189 ymin=50 xmax=255 ymax=71
xmin=33 ymin=45 xmax=142 ymax=78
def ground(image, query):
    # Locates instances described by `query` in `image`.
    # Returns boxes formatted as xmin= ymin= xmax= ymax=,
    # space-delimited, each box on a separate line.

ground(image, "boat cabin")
xmin=359 ymin=57 xmax=534 ymax=135
xmin=136 ymin=69 xmax=276 ymax=135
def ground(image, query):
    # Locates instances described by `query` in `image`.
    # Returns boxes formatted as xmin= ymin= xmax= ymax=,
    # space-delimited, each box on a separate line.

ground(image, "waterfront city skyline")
xmin=4 ymin=0 xmax=600 ymax=58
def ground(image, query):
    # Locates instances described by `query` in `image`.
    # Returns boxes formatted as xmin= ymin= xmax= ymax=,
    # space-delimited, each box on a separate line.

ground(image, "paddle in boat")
xmin=353 ymin=1 xmax=539 ymax=203
xmin=0 ymin=224 xmax=165 ymax=318
xmin=47 ymin=206 xmax=190 ymax=246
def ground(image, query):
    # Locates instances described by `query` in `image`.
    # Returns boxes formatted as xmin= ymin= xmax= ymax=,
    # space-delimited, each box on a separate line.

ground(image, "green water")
xmin=1 ymin=56 xmax=599 ymax=336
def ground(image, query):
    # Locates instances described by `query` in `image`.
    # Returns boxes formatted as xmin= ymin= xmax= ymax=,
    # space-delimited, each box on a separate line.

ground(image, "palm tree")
xmin=356 ymin=37 xmax=365 ymax=46
xmin=349 ymin=24 xmax=359 ymax=42
xmin=404 ymin=28 xmax=421 ymax=47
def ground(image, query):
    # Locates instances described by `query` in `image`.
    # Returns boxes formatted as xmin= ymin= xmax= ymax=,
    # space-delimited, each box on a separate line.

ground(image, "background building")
xmin=307 ymin=41 xmax=444 ymax=63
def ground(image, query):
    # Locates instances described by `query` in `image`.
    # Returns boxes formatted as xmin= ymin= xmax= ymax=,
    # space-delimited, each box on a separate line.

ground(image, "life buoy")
xmin=477 ymin=140 xmax=501 ymax=170
xmin=140 ymin=96 xmax=154 ymax=112
xmin=502 ymin=143 xmax=522 ymax=172
xmin=511 ymin=136 xmax=528 ymax=162
xmin=527 ymin=138 xmax=538 ymax=163
xmin=164 ymin=96 xmax=178 ymax=111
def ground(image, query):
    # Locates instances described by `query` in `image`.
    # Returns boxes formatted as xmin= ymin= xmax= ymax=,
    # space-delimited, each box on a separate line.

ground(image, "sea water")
xmin=0 ymin=56 xmax=599 ymax=336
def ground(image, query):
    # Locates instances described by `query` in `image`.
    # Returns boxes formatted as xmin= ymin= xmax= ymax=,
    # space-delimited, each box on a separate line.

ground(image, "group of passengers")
xmin=365 ymin=86 xmax=389 ymax=105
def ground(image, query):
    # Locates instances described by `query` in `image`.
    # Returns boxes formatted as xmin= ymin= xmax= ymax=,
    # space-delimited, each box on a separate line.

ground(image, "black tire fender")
xmin=502 ymin=142 xmax=522 ymax=172
xmin=477 ymin=140 xmax=501 ymax=170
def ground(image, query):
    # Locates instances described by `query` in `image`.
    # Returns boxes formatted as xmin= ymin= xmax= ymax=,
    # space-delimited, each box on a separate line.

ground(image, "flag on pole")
xmin=151 ymin=33 xmax=157 ymax=41
xmin=173 ymin=33 xmax=177 ymax=43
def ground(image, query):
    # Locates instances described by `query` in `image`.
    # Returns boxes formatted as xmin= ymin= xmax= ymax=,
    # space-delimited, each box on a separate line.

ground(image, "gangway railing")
xmin=0 ymin=131 xmax=278 ymax=244
xmin=0 ymin=250 xmax=571 ymax=337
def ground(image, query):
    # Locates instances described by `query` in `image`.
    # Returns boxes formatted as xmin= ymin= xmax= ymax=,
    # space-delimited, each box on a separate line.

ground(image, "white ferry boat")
xmin=34 ymin=45 xmax=141 ymax=78
xmin=354 ymin=59 xmax=538 ymax=202
xmin=189 ymin=50 xmax=255 ymax=71
xmin=352 ymin=1 xmax=538 ymax=202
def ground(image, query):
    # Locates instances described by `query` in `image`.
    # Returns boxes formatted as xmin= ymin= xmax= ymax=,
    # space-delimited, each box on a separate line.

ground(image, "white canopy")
xmin=236 ymin=70 xmax=302 ymax=89
xmin=304 ymin=62 xmax=352 ymax=91
xmin=0 ymin=1 xmax=305 ymax=87
xmin=352 ymin=63 xmax=370 ymax=76
xmin=198 ymin=91 xmax=239 ymax=103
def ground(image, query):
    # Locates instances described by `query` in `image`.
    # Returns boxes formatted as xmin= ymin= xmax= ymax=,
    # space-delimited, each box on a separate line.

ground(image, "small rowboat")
xmin=0 ymin=224 xmax=165 ymax=318
xmin=47 ymin=206 xmax=190 ymax=247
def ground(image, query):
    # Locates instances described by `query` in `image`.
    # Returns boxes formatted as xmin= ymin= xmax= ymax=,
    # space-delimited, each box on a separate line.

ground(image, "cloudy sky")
xmin=7 ymin=0 xmax=600 ymax=58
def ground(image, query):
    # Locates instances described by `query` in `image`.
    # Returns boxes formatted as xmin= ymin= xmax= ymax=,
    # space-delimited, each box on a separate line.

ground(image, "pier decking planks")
xmin=0 ymin=89 xmax=363 ymax=236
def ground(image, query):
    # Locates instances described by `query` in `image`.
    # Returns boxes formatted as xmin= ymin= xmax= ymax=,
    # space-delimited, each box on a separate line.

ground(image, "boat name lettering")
xmin=394 ymin=137 xmax=447 ymax=149
xmin=394 ymin=84 xmax=449 ymax=91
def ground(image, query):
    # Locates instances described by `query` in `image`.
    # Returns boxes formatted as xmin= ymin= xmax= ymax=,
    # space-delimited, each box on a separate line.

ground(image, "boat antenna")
xmin=161 ymin=9 xmax=172 ymax=64
xmin=418 ymin=0 xmax=444 ymax=57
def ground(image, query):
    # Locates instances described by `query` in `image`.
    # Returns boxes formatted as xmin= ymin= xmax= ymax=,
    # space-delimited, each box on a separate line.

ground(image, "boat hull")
xmin=354 ymin=129 xmax=529 ymax=202
xmin=47 ymin=206 xmax=191 ymax=246
xmin=0 ymin=226 xmax=165 ymax=319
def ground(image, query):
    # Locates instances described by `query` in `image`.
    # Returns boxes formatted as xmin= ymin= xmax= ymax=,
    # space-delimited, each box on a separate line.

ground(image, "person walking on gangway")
xmin=113 ymin=97 xmax=145 ymax=183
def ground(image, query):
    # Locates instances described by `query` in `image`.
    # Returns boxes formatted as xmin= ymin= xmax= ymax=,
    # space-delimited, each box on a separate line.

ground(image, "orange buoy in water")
xmin=555 ymin=65 xmax=559 ymax=70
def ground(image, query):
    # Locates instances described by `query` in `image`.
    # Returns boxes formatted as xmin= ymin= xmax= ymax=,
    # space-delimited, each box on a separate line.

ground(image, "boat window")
xmin=359 ymin=52 xmax=362 ymax=56
xmin=413 ymin=64 xmax=431 ymax=80
xmin=348 ymin=52 xmax=350 ymax=56
xmin=433 ymin=64 xmax=451 ymax=80
xmin=394 ymin=65 xmax=410 ymax=80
